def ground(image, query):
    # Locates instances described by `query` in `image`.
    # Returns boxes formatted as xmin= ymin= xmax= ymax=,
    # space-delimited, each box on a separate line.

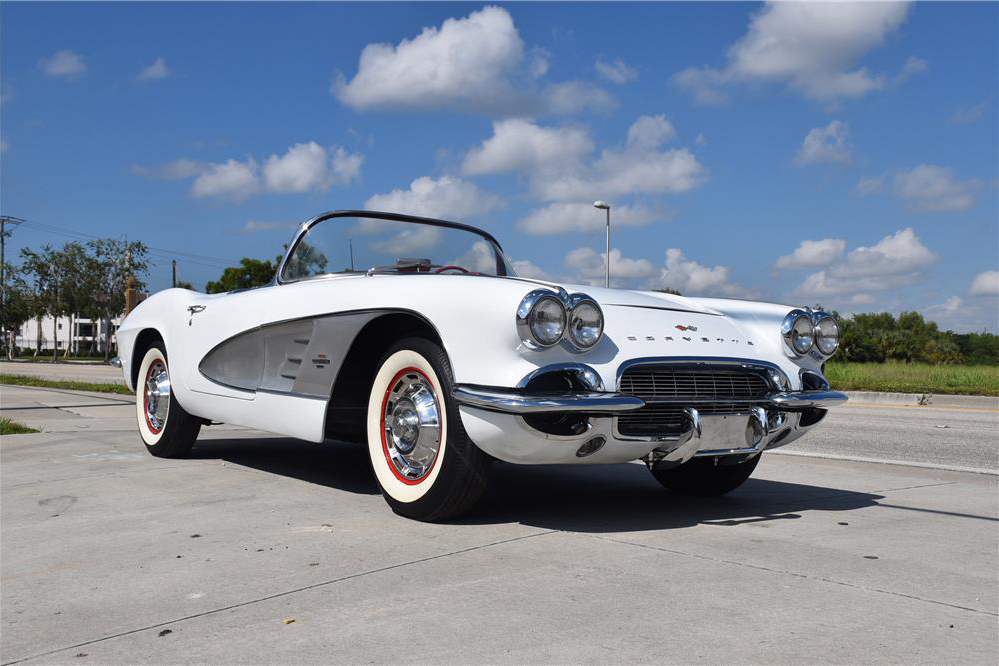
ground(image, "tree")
xmin=175 ymin=280 xmax=194 ymax=290
xmin=87 ymin=239 xmax=149 ymax=360
xmin=0 ymin=263 xmax=33 ymax=358
xmin=19 ymin=245 xmax=57 ymax=355
xmin=205 ymin=258 xmax=277 ymax=293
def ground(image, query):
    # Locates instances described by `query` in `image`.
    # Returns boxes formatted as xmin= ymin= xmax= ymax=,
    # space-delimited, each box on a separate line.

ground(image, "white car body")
xmin=116 ymin=211 xmax=846 ymax=468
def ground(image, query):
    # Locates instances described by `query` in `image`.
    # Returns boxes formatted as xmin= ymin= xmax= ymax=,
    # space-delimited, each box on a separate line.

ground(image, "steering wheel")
xmin=434 ymin=265 xmax=471 ymax=274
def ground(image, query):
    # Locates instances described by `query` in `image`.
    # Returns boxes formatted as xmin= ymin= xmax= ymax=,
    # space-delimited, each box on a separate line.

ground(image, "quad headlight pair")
xmin=782 ymin=308 xmax=839 ymax=358
xmin=517 ymin=289 xmax=604 ymax=352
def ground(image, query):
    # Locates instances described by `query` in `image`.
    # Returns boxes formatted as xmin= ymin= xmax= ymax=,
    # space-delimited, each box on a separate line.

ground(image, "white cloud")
xmin=795 ymin=120 xmax=851 ymax=165
xmin=371 ymin=226 xmax=443 ymax=256
xmin=333 ymin=5 xmax=611 ymax=116
xmin=595 ymin=57 xmax=637 ymax=84
xmin=461 ymin=116 xmax=705 ymax=204
xmin=969 ymin=271 xmax=999 ymax=297
xmin=192 ymin=158 xmax=260 ymax=200
xmin=657 ymin=248 xmax=748 ymax=297
xmin=511 ymin=258 xmax=553 ymax=281
xmin=364 ymin=175 xmax=503 ymax=219
xmin=893 ymin=165 xmax=980 ymax=213
xmin=794 ymin=228 xmax=938 ymax=300
xmin=462 ymin=118 xmax=593 ymax=176
xmin=626 ymin=114 xmax=676 ymax=149
xmin=262 ymin=142 xmax=363 ymax=193
xmin=39 ymin=50 xmax=86 ymax=77
xmin=517 ymin=202 xmax=661 ymax=235
xmin=565 ymin=247 xmax=656 ymax=286
xmin=542 ymin=80 xmax=616 ymax=115
xmin=774 ymin=238 xmax=846 ymax=270
xmin=854 ymin=174 xmax=885 ymax=196
xmin=537 ymin=143 xmax=705 ymax=202
xmin=695 ymin=132 xmax=707 ymax=147
xmin=949 ymin=99 xmax=990 ymax=125
xmin=138 ymin=142 xmax=362 ymax=199
xmin=673 ymin=2 xmax=917 ymax=105
xmin=137 ymin=56 xmax=171 ymax=81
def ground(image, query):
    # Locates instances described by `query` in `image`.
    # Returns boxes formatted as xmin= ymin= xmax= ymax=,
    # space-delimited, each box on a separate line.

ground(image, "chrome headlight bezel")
xmin=516 ymin=289 xmax=567 ymax=349
xmin=781 ymin=309 xmax=815 ymax=357
xmin=814 ymin=314 xmax=840 ymax=356
xmin=516 ymin=289 xmax=604 ymax=352
xmin=565 ymin=294 xmax=604 ymax=351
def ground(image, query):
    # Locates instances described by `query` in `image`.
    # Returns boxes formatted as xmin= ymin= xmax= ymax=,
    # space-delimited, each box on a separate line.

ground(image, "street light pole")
xmin=593 ymin=201 xmax=611 ymax=287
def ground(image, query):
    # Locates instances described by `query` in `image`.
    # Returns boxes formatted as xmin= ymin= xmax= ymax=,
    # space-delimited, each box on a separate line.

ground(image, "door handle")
xmin=187 ymin=305 xmax=206 ymax=315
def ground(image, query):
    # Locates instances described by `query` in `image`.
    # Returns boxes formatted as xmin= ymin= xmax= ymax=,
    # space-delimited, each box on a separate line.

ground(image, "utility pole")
xmin=0 ymin=216 xmax=25 ymax=358
xmin=349 ymin=238 xmax=355 ymax=272
xmin=593 ymin=202 xmax=611 ymax=287
xmin=172 ymin=259 xmax=176 ymax=288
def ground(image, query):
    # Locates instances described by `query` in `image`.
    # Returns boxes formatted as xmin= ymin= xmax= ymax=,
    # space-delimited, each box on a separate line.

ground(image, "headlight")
xmin=815 ymin=315 xmax=839 ymax=356
xmin=566 ymin=297 xmax=603 ymax=350
xmin=517 ymin=290 xmax=566 ymax=348
xmin=782 ymin=309 xmax=814 ymax=356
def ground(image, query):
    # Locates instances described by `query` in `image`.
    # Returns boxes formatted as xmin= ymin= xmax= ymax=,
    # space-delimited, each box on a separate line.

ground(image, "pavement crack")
xmin=585 ymin=533 xmax=997 ymax=618
xmin=0 ymin=529 xmax=557 ymax=666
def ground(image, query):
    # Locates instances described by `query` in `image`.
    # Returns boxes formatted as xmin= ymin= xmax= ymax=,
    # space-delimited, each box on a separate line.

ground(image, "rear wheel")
xmin=650 ymin=454 xmax=761 ymax=496
xmin=135 ymin=342 xmax=201 ymax=458
xmin=366 ymin=337 xmax=489 ymax=521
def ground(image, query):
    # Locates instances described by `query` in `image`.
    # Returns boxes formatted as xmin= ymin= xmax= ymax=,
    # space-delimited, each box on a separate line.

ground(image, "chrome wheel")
xmin=143 ymin=360 xmax=171 ymax=434
xmin=381 ymin=368 xmax=442 ymax=482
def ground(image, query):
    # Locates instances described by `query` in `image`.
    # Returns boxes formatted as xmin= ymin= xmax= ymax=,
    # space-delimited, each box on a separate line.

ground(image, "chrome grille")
xmin=617 ymin=365 xmax=771 ymax=436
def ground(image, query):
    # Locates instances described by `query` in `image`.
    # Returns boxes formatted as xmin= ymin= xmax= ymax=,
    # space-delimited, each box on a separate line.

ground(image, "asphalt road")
xmin=1 ymin=384 xmax=997 ymax=664
xmin=1 ymin=361 xmax=124 ymax=384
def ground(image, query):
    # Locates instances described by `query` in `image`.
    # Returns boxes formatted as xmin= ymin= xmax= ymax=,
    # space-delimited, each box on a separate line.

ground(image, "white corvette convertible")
xmin=114 ymin=211 xmax=846 ymax=520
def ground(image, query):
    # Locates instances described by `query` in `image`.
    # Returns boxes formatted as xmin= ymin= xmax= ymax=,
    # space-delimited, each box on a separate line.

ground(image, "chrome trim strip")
xmin=452 ymin=385 xmax=645 ymax=414
xmin=769 ymin=389 xmax=847 ymax=408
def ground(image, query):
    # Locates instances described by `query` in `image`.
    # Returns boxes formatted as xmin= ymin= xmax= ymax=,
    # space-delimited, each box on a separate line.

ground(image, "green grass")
xmin=0 ymin=374 xmax=132 ymax=395
xmin=825 ymin=362 xmax=999 ymax=396
xmin=0 ymin=418 xmax=40 ymax=435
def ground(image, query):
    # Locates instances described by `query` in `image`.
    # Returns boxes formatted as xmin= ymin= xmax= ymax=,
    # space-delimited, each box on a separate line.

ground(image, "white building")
xmin=14 ymin=314 xmax=122 ymax=354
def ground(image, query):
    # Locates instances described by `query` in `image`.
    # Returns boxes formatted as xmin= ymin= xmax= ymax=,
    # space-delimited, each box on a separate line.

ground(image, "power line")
xmin=12 ymin=218 xmax=242 ymax=267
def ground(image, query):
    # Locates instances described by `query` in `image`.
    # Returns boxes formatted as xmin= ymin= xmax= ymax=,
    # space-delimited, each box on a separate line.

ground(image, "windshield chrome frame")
xmin=276 ymin=210 xmax=510 ymax=285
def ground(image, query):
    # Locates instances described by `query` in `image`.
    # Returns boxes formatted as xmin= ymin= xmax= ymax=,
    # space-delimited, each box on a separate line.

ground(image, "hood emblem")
xmin=674 ymin=324 xmax=698 ymax=332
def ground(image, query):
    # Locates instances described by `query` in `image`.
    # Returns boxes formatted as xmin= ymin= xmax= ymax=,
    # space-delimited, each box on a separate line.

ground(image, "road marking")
xmin=844 ymin=402 xmax=999 ymax=414
xmin=770 ymin=449 xmax=998 ymax=476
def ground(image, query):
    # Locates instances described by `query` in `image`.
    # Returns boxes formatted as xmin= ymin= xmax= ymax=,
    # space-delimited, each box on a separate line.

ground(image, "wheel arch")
xmin=130 ymin=328 xmax=164 ymax=388
xmin=324 ymin=310 xmax=445 ymax=441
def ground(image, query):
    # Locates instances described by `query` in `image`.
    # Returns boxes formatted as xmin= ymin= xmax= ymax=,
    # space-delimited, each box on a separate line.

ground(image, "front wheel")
xmin=366 ymin=337 xmax=489 ymax=521
xmin=135 ymin=342 xmax=201 ymax=458
xmin=650 ymin=454 xmax=761 ymax=496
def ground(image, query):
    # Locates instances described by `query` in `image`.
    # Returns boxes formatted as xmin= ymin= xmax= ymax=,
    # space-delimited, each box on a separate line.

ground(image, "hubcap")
xmin=382 ymin=369 xmax=442 ymax=481
xmin=144 ymin=360 xmax=171 ymax=434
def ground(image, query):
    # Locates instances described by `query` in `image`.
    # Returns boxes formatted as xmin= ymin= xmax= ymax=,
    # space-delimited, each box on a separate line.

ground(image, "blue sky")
xmin=2 ymin=1 xmax=997 ymax=331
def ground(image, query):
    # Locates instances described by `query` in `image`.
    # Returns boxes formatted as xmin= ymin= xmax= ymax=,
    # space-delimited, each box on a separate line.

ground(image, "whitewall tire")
xmin=135 ymin=342 xmax=201 ymax=458
xmin=366 ymin=337 xmax=489 ymax=521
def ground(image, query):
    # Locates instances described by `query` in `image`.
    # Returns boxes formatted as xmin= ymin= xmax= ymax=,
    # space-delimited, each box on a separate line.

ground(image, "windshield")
xmin=280 ymin=214 xmax=516 ymax=282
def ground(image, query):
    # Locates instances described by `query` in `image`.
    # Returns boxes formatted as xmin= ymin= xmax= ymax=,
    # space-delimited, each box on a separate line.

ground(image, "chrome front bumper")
xmin=452 ymin=385 xmax=848 ymax=414
xmin=452 ymin=372 xmax=846 ymax=466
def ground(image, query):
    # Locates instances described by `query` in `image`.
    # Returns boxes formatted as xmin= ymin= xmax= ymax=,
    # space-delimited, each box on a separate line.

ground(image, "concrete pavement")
xmin=1 ymin=384 xmax=997 ymax=664
xmin=1 ymin=361 xmax=124 ymax=384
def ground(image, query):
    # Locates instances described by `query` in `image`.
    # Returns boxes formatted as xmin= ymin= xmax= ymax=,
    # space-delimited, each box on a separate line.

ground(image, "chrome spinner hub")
xmin=144 ymin=361 xmax=171 ymax=433
xmin=383 ymin=372 xmax=442 ymax=480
